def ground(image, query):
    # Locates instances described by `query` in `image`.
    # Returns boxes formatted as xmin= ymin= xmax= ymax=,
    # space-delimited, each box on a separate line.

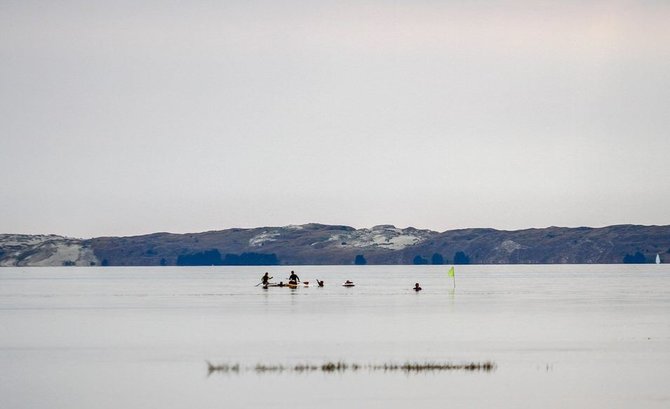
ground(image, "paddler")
xmin=288 ymin=270 xmax=300 ymax=284
xmin=261 ymin=272 xmax=273 ymax=285
xmin=413 ymin=283 xmax=422 ymax=292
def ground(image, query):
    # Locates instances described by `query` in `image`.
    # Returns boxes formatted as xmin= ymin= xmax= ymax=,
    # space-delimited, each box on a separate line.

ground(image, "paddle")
xmin=256 ymin=275 xmax=273 ymax=286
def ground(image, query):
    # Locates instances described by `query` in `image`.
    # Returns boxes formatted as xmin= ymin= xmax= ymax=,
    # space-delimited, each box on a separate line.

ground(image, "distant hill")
xmin=1 ymin=224 xmax=669 ymax=266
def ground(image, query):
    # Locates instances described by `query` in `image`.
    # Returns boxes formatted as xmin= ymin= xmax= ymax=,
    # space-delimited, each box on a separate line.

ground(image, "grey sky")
xmin=1 ymin=0 xmax=669 ymax=238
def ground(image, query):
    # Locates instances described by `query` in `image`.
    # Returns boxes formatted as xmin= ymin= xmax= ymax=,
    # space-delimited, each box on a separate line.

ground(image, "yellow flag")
xmin=448 ymin=266 xmax=455 ymax=277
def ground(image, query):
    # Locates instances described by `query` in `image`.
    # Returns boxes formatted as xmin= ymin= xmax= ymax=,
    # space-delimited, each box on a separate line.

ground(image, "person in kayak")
xmin=414 ymin=283 xmax=422 ymax=291
xmin=288 ymin=271 xmax=300 ymax=284
xmin=317 ymin=279 xmax=324 ymax=287
xmin=261 ymin=272 xmax=273 ymax=285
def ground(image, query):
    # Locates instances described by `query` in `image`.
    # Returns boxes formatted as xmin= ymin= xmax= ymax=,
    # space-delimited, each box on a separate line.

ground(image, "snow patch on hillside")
xmin=21 ymin=243 xmax=98 ymax=267
xmin=249 ymin=231 xmax=280 ymax=247
xmin=497 ymin=240 xmax=525 ymax=253
xmin=283 ymin=225 xmax=304 ymax=230
xmin=330 ymin=225 xmax=431 ymax=250
xmin=0 ymin=234 xmax=63 ymax=247
xmin=0 ymin=234 xmax=98 ymax=266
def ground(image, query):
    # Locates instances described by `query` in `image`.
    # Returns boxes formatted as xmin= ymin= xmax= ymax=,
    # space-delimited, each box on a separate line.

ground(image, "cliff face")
xmin=0 ymin=234 xmax=98 ymax=266
xmin=2 ymin=224 xmax=668 ymax=266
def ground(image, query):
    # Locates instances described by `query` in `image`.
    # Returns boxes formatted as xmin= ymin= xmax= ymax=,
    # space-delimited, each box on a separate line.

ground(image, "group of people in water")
xmin=260 ymin=271 xmax=324 ymax=287
xmin=260 ymin=271 xmax=422 ymax=291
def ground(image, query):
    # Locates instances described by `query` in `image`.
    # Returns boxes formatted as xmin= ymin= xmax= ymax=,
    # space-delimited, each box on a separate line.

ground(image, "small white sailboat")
xmin=656 ymin=254 xmax=661 ymax=264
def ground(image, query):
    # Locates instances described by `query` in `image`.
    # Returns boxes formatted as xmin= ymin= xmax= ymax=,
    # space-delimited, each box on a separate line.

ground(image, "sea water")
xmin=1 ymin=265 xmax=669 ymax=408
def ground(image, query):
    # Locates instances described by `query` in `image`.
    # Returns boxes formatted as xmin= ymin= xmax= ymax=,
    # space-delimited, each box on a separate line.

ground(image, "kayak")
xmin=263 ymin=282 xmax=306 ymax=288
xmin=342 ymin=282 xmax=355 ymax=287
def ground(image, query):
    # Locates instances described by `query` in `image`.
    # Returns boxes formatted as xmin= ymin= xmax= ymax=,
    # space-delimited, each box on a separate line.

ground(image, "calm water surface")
xmin=1 ymin=265 xmax=669 ymax=408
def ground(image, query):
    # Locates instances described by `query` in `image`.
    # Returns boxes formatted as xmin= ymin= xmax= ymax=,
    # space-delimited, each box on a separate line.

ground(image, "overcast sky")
xmin=1 ymin=0 xmax=669 ymax=238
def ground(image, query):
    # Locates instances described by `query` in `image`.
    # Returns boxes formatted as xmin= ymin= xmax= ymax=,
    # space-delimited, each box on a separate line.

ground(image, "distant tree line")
xmin=223 ymin=252 xmax=279 ymax=265
xmin=413 ymin=255 xmax=429 ymax=265
xmin=453 ymin=251 xmax=470 ymax=264
xmin=623 ymin=251 xmax=647 ymax=263
xmin=412 ymin=251 xmax=470 ymax=265
xmin=176 ymin=249 xmax=279 ymax=266
xmin=177 ymin=249 xmax=222 ymax=266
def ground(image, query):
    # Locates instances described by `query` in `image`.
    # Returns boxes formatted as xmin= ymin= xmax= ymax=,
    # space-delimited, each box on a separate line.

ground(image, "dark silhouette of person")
xmin=289 ymin=271 xmax=300 ymax=283
xmin=317 ymin=280 xmax=324 ymax=287
xmin=261 ymin=272 xmax=272 ymax=285
xmin=414 ymin=283 xmax=422 ymax=292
